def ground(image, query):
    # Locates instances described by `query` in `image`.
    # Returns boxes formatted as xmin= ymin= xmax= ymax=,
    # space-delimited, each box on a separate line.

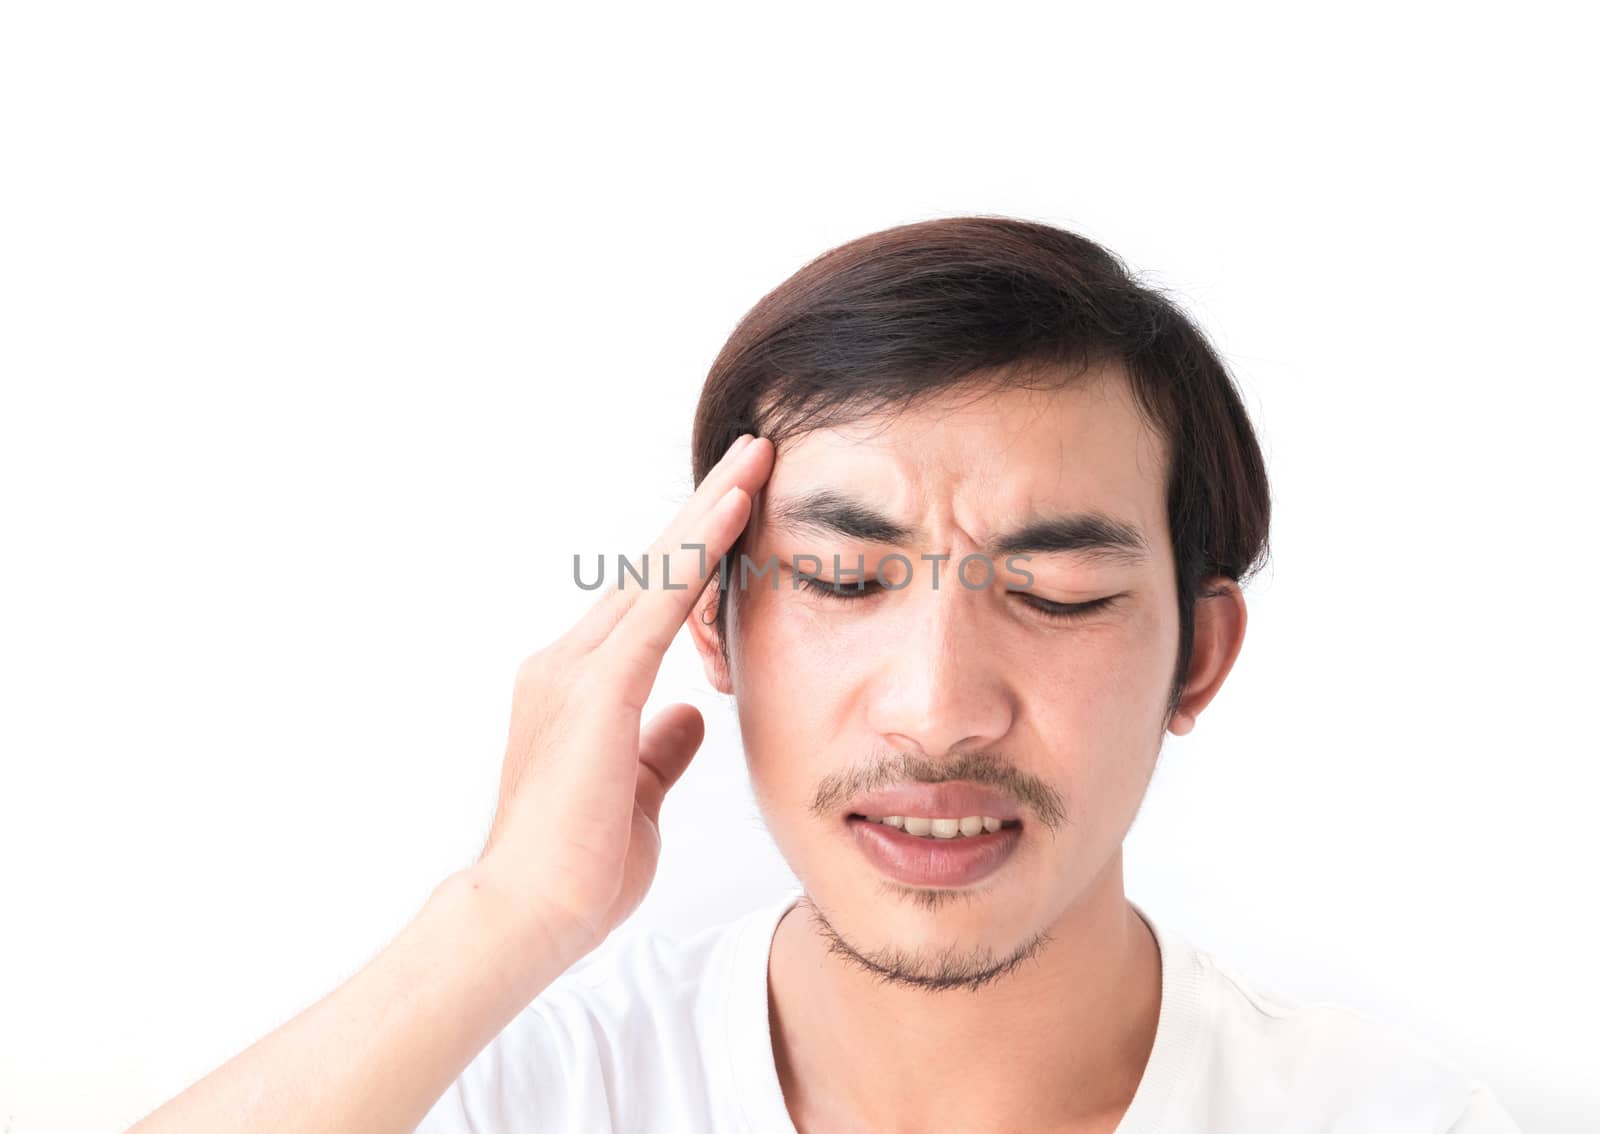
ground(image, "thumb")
xmin=635 ymin=703 xmax=705 ymax=823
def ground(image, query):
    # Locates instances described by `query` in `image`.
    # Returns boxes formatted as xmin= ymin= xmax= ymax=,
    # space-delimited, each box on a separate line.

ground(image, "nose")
xmin=863 ymin=574 xmax=1019 ymax=759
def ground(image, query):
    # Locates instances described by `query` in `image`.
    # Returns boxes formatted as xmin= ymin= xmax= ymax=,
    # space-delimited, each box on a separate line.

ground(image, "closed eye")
xmin=797 ymin=576 xmax=882 ymax=600
xmin=797 ymin=576 xmax=1118 ymax=622
xmin=1010 ymin=591 xmax=1119 ymax=621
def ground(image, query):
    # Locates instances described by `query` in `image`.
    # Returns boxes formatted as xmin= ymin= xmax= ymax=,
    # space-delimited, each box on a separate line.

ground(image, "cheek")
xmin=729 ymin=580 xmax=865 ymax=695
xmin=1028 ymin=605 xmax=1175 ymax=825
xmin=728 ymin=588 xmax=855 ymax=809
xmin=1046 ymin=608 xmax=1172 ymax=727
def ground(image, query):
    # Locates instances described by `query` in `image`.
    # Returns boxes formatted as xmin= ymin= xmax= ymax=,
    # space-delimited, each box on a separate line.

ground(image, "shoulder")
xmin=416 ymin=894 xmax=791 ymax=1134
xmin=1185 ymin=940 xmax=1520 ymax=1131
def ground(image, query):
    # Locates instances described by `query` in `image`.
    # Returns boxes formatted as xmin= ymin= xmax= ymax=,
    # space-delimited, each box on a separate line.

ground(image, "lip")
xmin=842 ymin=783 xmax=1025 ymax=824
xmin=846 ymin=815 xmax=1023 ymax=887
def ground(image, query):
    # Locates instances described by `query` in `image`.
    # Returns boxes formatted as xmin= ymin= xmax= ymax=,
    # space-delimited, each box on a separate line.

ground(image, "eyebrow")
xmin=765 ymin=489 xmax=1151 ymax=565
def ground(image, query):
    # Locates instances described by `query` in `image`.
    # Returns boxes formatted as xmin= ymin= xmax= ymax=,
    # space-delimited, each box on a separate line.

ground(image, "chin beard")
xmin=795 ymin=891 xmax=1054 ymax=994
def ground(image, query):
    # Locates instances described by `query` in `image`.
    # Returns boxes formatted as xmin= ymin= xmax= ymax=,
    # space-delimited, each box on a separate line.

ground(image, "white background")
xmin=2 ymin=4 xmax=1595 ymax=1131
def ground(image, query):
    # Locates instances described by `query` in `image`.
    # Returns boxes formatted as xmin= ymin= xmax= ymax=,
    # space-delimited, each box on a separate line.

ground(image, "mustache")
xmin=809 ymin=748 xmax=1067 ymax=831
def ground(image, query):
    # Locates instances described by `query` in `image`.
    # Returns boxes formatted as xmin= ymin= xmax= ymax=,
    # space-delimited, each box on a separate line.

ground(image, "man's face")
xmin=698 ymin=364 xmax=1181 ymax=984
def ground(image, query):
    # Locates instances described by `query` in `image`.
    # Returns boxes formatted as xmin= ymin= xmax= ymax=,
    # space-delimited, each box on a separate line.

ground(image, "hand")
xmin=474 ymin=433 xmax=773 ymax=962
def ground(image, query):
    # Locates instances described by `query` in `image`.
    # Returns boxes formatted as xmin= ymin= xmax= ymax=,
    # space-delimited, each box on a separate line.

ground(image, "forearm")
xmin=128 ymin=867 xmax=590 ymax=1134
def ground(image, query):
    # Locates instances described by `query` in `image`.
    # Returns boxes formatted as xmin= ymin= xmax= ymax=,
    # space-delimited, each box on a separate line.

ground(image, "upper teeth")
xmin=869 ymin=815 xmax=1004 ymax=838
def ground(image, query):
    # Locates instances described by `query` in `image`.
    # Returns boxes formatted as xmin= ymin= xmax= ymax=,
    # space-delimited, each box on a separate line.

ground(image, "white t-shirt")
xmin=417 ymin=887 xmax=1522 ymax=1132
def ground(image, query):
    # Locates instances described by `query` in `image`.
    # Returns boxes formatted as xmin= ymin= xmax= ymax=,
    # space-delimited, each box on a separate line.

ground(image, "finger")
xmin=635 ymin=702 xmax=704 ymax=823
xmin=570 ymin=435 xmax=771 ymax=655
xmin=565 ymin=433 xmax=764 ymax=652
xmin=596 ymin=480 xmax=755 ymax=710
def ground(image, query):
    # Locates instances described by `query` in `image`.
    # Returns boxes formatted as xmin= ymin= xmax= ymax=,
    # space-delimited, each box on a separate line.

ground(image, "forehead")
xmin=758 ymin=364 xmax=1169 ymax=549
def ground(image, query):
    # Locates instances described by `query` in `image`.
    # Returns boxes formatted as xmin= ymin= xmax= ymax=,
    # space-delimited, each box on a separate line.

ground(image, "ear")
xmin=1167 ymin=577 xmax=1248 ymax=736
xmin=687 ymin=574 xmax=735 ymax=695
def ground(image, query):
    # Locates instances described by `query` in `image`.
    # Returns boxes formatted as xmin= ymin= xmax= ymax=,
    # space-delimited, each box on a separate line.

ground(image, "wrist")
xmin=432 ymin=864 xmax=599 ymax=980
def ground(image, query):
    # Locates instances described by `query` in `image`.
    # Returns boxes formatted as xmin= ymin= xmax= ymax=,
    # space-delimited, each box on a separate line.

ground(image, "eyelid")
xmin=797 ymin=576 xmax=881 ymax=599
xmin=1010 ymin=590 xmax=1119 ymax=620
xmin=797 ymin=576 xmax=1119 ymax=620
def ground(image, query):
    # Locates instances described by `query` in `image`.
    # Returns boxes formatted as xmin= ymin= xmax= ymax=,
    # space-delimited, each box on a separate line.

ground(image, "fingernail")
xmin=727 ymin=433 xmax=754 ymax=458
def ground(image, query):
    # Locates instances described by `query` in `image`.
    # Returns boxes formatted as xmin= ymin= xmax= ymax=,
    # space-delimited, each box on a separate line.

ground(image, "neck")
xmin=767 ymin=850 xmax=1162 ymax=1134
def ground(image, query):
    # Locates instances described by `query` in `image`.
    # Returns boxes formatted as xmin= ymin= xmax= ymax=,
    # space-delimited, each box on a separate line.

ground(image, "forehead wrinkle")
xmin=764 ymin=488 xmax=921 ymax=546
xmin=759 ymin=484 xmax=1150 ymax=569
xmin=756 ymin=380 xmax=1161 ymax=561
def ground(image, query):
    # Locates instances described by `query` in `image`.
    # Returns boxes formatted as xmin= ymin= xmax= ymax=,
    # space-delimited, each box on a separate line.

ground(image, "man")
xmin=129 ymin=217 xmax=1521 ymax=1132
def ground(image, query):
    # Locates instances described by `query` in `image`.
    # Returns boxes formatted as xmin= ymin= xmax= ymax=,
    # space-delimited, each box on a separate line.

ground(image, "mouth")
xmin=845 ymin=813 xmax=1024 ymax=837
xmin=843 ymin=813 xmax=1024 ymax=887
